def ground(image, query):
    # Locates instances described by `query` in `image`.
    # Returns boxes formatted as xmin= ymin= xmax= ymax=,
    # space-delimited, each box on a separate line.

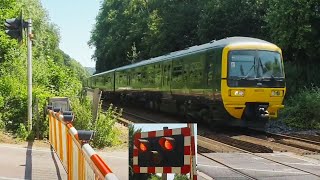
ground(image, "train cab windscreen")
xmin=227 ymin=50 xmax=285 ymax=87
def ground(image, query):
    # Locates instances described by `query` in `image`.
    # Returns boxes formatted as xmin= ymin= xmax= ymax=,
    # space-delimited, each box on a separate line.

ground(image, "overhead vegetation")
xmin=0 ymin=0 xmax=90 ymax=138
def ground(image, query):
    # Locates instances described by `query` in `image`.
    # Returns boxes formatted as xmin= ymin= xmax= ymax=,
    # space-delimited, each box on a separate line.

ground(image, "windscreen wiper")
xmin=241 ymin=63 xmax=255 ymax=80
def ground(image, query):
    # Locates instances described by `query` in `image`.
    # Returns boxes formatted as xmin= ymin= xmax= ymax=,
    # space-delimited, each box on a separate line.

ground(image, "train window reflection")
xmin=229 ymin=54 xmax=254 ymax=77
xmin=257 ymin=51 xmax=283 ymax=78
xmin=228 ymin=50 xmax=284 ymax=79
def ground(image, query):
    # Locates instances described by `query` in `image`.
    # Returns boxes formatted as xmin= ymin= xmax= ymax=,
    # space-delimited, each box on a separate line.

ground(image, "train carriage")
xmin=87 ymin=37 xmax=286 ymax=124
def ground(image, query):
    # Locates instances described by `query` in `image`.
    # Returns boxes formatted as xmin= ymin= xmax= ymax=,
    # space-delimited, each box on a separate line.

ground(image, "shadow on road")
xmin=50 ymin=145 xmax=62 ymax=180
xmin=24 ymin=141 xmax=33 ymax=180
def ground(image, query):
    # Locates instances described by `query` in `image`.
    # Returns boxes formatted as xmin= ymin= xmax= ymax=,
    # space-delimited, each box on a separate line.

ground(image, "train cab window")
xmin=229 ymin=52 xmax=255 ymax=78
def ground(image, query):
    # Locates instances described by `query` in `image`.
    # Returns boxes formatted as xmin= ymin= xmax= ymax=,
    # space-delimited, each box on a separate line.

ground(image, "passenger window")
xmin=173 ymin=66 xmax=183 ymax=76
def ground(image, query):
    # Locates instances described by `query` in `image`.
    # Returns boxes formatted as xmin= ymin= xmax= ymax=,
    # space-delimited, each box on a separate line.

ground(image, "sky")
xmin=40 ymin=0 xmax=101 ymax=68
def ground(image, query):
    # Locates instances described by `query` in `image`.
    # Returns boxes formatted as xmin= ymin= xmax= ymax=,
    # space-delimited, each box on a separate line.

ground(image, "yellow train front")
xmin=221 ymin=39 xmax=286 ymax=123
xmin=87 ymin=37 xmax=286 ymax=126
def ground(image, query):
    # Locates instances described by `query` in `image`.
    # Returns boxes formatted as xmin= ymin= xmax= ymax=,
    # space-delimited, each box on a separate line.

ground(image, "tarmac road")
xmin=0 ymin=143 xmax=128 ymax=180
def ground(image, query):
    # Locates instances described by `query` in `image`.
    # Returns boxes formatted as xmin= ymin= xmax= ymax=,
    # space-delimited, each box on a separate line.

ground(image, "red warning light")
xmin=159 ymin=137 xmax=175 ymax=151
xmin=135 ymin=139 xmax=149 ymax=152
xmin=140 ymin=142 xmax=148 ymax=152
xmin=164 ymin=140 xmax=173 ymax=150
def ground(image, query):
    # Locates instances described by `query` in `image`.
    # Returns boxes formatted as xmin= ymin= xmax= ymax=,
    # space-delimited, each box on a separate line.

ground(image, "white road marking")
xmin=0 ymin=176 xmax=26 ymax=180
xmin=99 ymin=155 xmax=128 ymax=160
xmin=197 ymin=170 xmax=214 ymax=180
xmin=0 ymin=144 xmax=52 ymax=152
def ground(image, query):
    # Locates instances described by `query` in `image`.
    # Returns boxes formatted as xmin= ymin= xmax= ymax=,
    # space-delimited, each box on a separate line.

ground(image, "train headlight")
xmin=271 ymin=90 xmax=283 ymax=97
xmin=230 ymin=89 xmax=245 ymax=97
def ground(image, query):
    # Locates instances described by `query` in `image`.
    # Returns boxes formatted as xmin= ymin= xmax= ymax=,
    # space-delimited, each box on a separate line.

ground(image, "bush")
xmin=71 ymin=97 xmax=93 ymax=130
xmin=92 ymin=103 xmax=121 ymax=148
xmin=16 ymin=123 xmax=28 ymax=141
xmin=280 ymin=86 xmax=320 ymax=129
xmin=174 ymin=175 xmax=189 ymax=180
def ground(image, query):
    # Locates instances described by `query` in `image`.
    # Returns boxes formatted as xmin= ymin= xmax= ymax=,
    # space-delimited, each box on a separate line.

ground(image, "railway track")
xmin=236 ymin=128 xmax=320 ymax=154
xmin=269 ymin=132 xmax=320 ymax=146
xmin=109 ymin=108 xmax=320 ymax=179
xmin=108 ymin=104 xmax=320 ymax=154
xmin=242 ymin=128 xmax=320 ymax=146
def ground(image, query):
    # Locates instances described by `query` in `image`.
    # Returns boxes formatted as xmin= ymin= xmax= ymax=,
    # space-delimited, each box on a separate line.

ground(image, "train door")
xmin=206 ymin=50 xmax=215 ymax=88
xmin=128 ymin=69 xmax=131 ymax=87
xmin=206 ymin=49 xmax=222 ymax=94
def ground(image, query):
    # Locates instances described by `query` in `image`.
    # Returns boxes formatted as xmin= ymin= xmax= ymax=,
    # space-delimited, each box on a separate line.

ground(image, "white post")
xmin=27 ymin=19 xmax=32 ymax=132
xmin=162 ymin=126 xmax=168 ymax=180
xmin=189 ymin=123 xmax=197 ymax=180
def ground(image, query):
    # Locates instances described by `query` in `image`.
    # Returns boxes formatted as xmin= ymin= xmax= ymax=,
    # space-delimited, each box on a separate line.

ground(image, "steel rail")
xmin=266 ymin=132 xmax=320 ymax=146
xmin=201 ymin=135 xmax=320 ymax=178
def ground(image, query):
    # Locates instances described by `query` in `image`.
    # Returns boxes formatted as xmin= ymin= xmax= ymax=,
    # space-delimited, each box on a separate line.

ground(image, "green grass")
xmin=280 ymin=86 xmax=320 ymax=130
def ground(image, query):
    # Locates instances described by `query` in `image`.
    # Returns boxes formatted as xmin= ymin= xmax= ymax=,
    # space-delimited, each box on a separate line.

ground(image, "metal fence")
xmin=48 ymin=107 xmax=118 ymax=180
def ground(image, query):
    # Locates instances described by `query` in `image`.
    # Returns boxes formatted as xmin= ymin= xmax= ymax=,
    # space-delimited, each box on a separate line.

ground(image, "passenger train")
xmin=85 ymin=37 xmax=286 ymax=125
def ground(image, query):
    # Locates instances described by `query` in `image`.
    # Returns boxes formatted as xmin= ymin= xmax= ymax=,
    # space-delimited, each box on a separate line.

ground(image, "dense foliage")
xmin=90 ymin=0 xmax=320 ymax=129
xmin=90 ymin=0 xmax=319 ymax=77
xmin=280 ymin=87 xmax=320 ymax=129
xmin=0 ymin=0 xmax=89 ymax=138
xmin=71 ymin=97 xmax=121 ymax=148
xmin=92 ymin=103 xmax=121 ymax=148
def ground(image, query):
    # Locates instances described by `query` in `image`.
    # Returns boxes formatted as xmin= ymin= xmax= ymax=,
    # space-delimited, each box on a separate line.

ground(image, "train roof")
xmin=96 ymin=37 xmax=275 ymax=73
xmin=91 ymin=69 xmax=115 ymax=77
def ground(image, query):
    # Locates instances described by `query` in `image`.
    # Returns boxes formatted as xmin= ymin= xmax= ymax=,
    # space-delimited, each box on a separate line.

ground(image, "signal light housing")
xmin=136 ymin=139 xmax=150 ymax=152
xmin=133 ymin=127 xmax=191 ymax=174
xmin=151 ymin=151 xmax=162 ymax=164
xmin=159 ymin=137 xmax=175 ymax=151
xmin=136 ymin=135 xmax=184 ymax=167
xmin=4 ymin=12 xmax=27 ymax=42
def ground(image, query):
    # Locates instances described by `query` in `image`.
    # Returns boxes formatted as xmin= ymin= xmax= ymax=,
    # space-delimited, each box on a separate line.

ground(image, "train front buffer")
xmin=222 ymin=88 xmax=285 ymax=120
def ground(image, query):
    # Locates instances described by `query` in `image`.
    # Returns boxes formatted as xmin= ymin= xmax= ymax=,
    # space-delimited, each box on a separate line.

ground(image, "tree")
xmin=197 ymin=0 xmax=268 ymax=43
xmin=0 ymin=0 xmax=87 ymax=137
xmin=265 ymin=0 xmax=320 ymax=93
xmin=266 ymin=0 xmax=320 ymax=62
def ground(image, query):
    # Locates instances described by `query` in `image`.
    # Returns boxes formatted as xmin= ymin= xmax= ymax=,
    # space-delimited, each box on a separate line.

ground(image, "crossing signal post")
xmin=4 ymin=18 xmax=23 ymax=42
xmin=133 ymin=127 xmax=193 ymax=176
xmin=4 ymin=12 xmax=27 ymax=43
xmin=4 ymin=15 xmax=33 ymax=132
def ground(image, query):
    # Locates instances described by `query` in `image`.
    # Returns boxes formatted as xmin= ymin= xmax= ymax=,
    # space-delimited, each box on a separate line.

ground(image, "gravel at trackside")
xmin=266 ymin=120 xmax=320 ymax=135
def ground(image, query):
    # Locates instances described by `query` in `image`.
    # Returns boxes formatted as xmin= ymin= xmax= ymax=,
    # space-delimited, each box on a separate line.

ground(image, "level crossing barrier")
xmin=47 ymin=106 xmax=118 ymax=180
